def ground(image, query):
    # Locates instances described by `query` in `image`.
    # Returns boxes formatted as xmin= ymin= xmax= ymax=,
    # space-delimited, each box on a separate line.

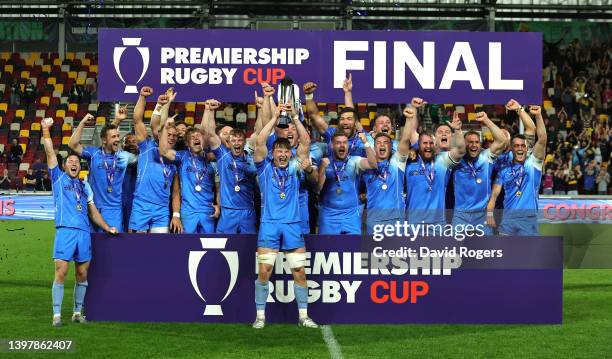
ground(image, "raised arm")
xmin=68 ymin=113 xmax=94 ymax=156
xmin=359 ymin=132 xmax=377 ymax=170
xmin=170 ymin=173 xmax=183 ymax=234
xmin=447 ymin=112 xmax=466 ymax=162
xmin=291 ymin=109 xmax=311 ymax=164
xmin=343 ymin=73 xmax=354 ymax=109
xmin=134 ymin=86 xmax=153 ymax=143
xmin=151 ymin=88 xmax=176 ymax=140
xmin=202 ymin=99 xmax=221 ymax=150
xmin=317 ymin=157 xmax=330 ymax=193
xmin=261 ymin=82 xmax=275 ymax=128
xmin=529 ymin=105 xmax=547 ymax=161
xmin=303 ymin=81 xmax=328 ymax=134
xmin=399 ymin=106 xmax=417 ymax=156
xmin=506 ymin=99 xmax=536 ymax=149
xmin=111 ymin=104 xmax=128 ymax=127
xmin=254 ymin=104 xmax=282 ymax=163
xmin=474 ymin=112 xmax=508 ymax=156
xmin=159 ymin=116 xmax=177 ymax=161
xmin=41 ymin=118 xmax=58 ymax=169
xmin=409 ymin=97 xmax=427 ymax=145
xmin=253 ymin=91 xmax=264 ymax=134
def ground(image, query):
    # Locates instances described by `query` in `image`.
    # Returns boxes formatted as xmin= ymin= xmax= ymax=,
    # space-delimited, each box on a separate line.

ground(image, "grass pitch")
xmin=0 ymin=220 xmax=611 ymax=358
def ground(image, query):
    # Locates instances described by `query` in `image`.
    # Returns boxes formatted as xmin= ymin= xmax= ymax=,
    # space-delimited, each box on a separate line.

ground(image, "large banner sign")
xmin=98 ymin=29 xmax=542 ymax=104
xmin=86 ymin=234 xmax=562 ymax=324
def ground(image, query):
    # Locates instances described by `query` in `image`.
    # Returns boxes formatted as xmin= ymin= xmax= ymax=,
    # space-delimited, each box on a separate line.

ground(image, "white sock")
xmin=256 ymin=310 xmax=265 ymax=319
xmin=53 ymin=314 xmax=61 ymax=319
xmin=298 ymin=309 xmax=308 ymax=319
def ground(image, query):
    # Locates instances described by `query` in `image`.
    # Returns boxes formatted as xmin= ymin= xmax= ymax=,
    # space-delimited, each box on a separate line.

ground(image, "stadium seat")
xmin=186 ymin=102 xmax=196 ymax=112
xmin=19 ymin=162 xmax=30 ymax=172
xmin=96 ymin=116 xmax=106 ymax=125
xmin=185 ymin=117 xmax=194 ymax=126
xmin=78 ymin=170 xmax=88 ymax=180
xmin=19 ymin=143 xmax=26 ymax=153
xmin=56 ymin=109 xmax=66 ymax=118
xmin=4 ymin=64 xmax=13 ymax=73
xmin=20 ymin=70 xmax=30 ymax=79
xmin=10 ymin=123 xmax=20 ymax=131
xmin=19 ymin=129 xmax=29 ymax=138
xmin=90 ymin=65 xmax=98 ymax=73
xmin=66 ymin=52 xmax=75 ymax=60
xmin=61 ymin=137 xmax=70 ymax=145
xmin=455 ymin=106 xmax=465 ymax=114
xmin=54 ymin=83 xmax=64 ymax=93
xmin=144 ymin=110 xmax=153 ymax=119
xmin=543 ymin=100 xmax=553 ymax=109
xmin=0 ymin=103 xmax=6 ymax=112
xmin=47 ymin=77 xmax=56 ymax=85
xmin=15 ymin=109 xmax=25 ymax=118
xmin=31 ymin=122 xmax=41 ymax=131
xmin=468 ymin=112 xmax=476 ymax=121
xmin=53 ymin=58 xmax=62 ymax=66
xmin=360 ymin=117 xmax=371 ymax=127
xmin=61 ymin=123 xmax=71 ymax=131
xmin=64 ymin=117 xmax=74 ymax=127
xmin=88 ymin=103 xmax=98 ymax=112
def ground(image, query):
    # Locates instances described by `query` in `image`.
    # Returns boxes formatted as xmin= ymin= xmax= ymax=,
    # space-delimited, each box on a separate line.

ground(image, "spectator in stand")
xmin=9 ymin=138 xmax=23 ymax=165
xmin=596 ymin=162 xmax=610 ymax=195
xmin=10 ymin=79 xmax=21 ymax=105
xmin=32 ymin=158 xmax=46 ymax=183
xmin=582 ymin=160 xmax=598 ymax=194
xmin=236 ymin=107 xmax=247 ymax=130
xmin=542 ymin=168 xmax=554 ymax=195
xmin=553 ymin=164 xmax=567 ymax=195
xmin=23 ymin=80 xmax=36 ymax=106
xmin=22 ymin=168 xmax=37 ymax=191
xmin=565 ymin=165 xmax=582 ymax=195
xmin=37 ymin=171 xmax=52 ymax=191
xmin=0 ymin=169 xmax=11 ymax=191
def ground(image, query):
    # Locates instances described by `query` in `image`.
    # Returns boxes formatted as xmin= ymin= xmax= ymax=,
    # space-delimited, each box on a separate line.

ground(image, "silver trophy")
xmin=276 ymin=76 xmax=302 ymax=128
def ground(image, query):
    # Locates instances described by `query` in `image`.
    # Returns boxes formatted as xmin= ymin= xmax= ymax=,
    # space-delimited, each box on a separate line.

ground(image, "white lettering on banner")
xmin=266 ymin=280 xmax=361 ymax=304
xmin=160 ymin=47 xmax=310 ymax=65
xmin=161 ymin=68 xmax=237 ymax=85
xmin=333 ymin=40 xmax=521 ymax=91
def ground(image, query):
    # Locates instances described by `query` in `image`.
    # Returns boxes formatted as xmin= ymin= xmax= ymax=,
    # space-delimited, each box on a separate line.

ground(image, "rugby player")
xmin=42 ymin=117 xmax=116 ymax=327
xmin=252 ymin=104 xmax=317 ymax=329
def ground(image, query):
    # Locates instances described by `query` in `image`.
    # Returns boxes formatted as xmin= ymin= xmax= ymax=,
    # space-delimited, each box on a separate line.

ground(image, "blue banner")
xmin=0 ymin=194 xmax=54 ymax=220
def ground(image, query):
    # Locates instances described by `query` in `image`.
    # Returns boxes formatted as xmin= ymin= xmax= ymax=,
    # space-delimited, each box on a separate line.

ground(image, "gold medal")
xmin=234 ymin=185 xmax=241 ymax=192
xmin=336 ymin=187 xmax=343 ymax=194
xmin=516 ymin=191 xmax=522 ymax=197
xmin=279 ymin=192 xmax=286 ymax=199
xmin=107 ymin=186 xmax=113 ymax=193
xmin=164 ymin=181 xmax=168 ymax=189
xmin=76 ymin=203 xmax=82 ymax=211
xmin=381 ymin=184 xmax=388 ymax=190
xmin=476 ymin=178 xmax=482 ymax=184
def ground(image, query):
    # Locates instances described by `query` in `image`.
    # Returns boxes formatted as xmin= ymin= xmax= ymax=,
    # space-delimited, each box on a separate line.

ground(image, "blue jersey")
xmin=494 ymin=151 xmax=513 ymax=172
xmin=322 ymin=128 xmax=366 ymax=156
xmin=405 ymin=152 xmax=457 ymax=223
xmin=122 ymin=163 xmax=137 ymax=207
xmin=50 ymin=166 xmax=94 ymax=230
xmin=133 ymin=139 xmax=178 ymax=207
xmin=494 ymin=155 xmax=543 ymax=215
xmin=81 ymin=146 xmax=137 ymax=209
xmin=453 ymin=149 xmax=496 ymax=211
xmin=213 ymin=145 xmax=257 ymax=210
xmin=256 ymin=158 xmax=301 ymax=223
xmin=175 ymin=150 xmax=216 ymax=213
xmin=363 ymin=152 xmax=407 ymax=211
xmin=320 ymin=156 xmax=364 ymax=212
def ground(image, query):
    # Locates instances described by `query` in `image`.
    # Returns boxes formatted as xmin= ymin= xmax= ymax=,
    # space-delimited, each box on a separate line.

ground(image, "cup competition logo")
xmin=113 ymin=37 xmax=150 ymax=94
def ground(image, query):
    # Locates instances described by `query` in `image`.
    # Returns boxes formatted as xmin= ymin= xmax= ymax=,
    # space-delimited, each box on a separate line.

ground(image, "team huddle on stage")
xmin=44 ymin=76 xmax=546 ymax=328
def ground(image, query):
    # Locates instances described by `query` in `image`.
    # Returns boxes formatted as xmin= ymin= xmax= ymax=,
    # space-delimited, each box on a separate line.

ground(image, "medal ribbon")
xmin=190 ymin=152 xmax=206 ymax=188
xmin=377 ymin=160 xmax=390 ymax=184
xmin=231 ymin=153 xmax=245 ymax=185
xmin=419 ymin=156 xmax=435 ymax=191
xmin=272 ymin=166 xmax=288 ymax=194
xmin=465 ymin=158 xmax=479 ymax=179
xmin=332 ymin=158 xmax=349 ymax=186
xmin=73 ymin=180 xmax=82 ymax=207
xmin=102 ymin=148 xmax=117 ymax=189
xmin=159 ymin=154 xmax=171 ymax=186
xmin=511 ymin=164 xmax=525 ymax=192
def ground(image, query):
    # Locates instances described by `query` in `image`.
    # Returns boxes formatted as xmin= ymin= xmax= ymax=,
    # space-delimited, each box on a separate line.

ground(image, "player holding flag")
xmin=42 ymin=117 xmax=116 ymax=327
xmin=487 ymin=105 xmax=546 ymax=235
xmin=68 ymin=113 xmax=137 ymax=232
xmin=252 ymin=104 xmax=317 ymax=329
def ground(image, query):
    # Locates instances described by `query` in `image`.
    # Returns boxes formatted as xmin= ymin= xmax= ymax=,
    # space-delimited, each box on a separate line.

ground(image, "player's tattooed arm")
xmin=530 ymin=105 xmax=547 ymax=161
xmin=475 ymin=112 xmax=508 ymax=157
xmin=41 ymin=118 xmax=58 ymax=169
xmin=170 ymin=173 xmax=183 ymax=234
xmin=303 ymin=81 xmax=328 ymax=134
xmin=88 ymin=204 xmax=117 ymax=234
xmin=159 ymin=116 xmax=177 ymax=161
xmin=343 ymin=73 xmax=354 ymax=109
xmin=254 ymin=103 xmax=283 ymax=163
xmin=448 ymin=111 xmax=466 ymax=163
xmin=68 ymin=113 xmax=94 ymax=156
xmin=486 ymin=184 xmax=502 ymax=228
xmin=134 ymin=86 xmax=152 ymax=143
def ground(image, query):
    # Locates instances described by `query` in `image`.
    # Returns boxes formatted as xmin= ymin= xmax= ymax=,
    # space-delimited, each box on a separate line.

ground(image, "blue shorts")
xmin=299 ymin=202 xmax=310 ymax=235
xmin=499 ymin=216 xmax=538 ymax=236
xmin=128 ymin=200 xmax=169 ymax=232
xmin=93 ymin=207 xmax=124 ymax=233
xmin=53 ymin=227 xmax=91 ymax=262
xmin=216 ymin=207 xmax=256 ymax=234
xmin=182 ymin=210 xmax=216 ymax=234
xmin=258 ymin=222 xmax=304 ymax=250
xmin=452 ymin=210 xmax=493 ymax=236
xmin=318 ymin=207 xmax=361 ymax=235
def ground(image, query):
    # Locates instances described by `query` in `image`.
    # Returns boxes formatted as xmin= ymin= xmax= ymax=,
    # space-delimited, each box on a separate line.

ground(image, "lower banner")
xmin=86 ymin=234 xmax=563 ymax=324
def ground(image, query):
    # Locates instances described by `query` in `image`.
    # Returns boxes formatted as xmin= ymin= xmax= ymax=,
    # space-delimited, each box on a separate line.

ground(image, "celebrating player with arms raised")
xmin=487 ymin=105 xmax=546 ymax=235
xmin=42 ymin=117 xmax=116 ymax=327
xmin=317 ymin=131 xmax=376 ymax=234
xmin=405 ymin=112 xmax=466 ymax=225
xmin=159 ymin=117 xmax=219 ymax=234
xmin=363 ymin=106 xmax=416 ymax=233
xmin=452 ymin=112 xmax=508 ymax=232
xmin=68 ymin=113 xmax=137 ymax=232
xmin=252 ymin=104 xmax=317 ymax=329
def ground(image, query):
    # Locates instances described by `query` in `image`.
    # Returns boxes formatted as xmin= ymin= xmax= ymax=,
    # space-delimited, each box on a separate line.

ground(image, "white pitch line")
xmin=321 ymin=325 xmax=344 ymax=359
